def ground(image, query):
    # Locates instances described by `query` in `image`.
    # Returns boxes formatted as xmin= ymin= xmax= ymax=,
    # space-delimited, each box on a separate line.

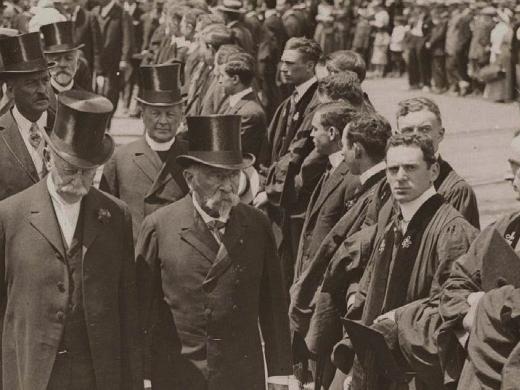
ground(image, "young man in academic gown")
xmin=289 ymin=112 xmax=392 ymax=390
xmin=332 ymin=134 xmax=478 ymax=390
xmin=0 ymin=32 xmax=56 ymax=200
xmin=438 ymin=171 xmax=520 ymax=389
xmin=0 ymin=90 xmax=142 ymax=390
xmin=395 ymin=97 xmax=480 ymax=228
xmin=136 ymin=115 xmax=291 ymax=390
xmin=41 ymin=21 xmax=91 ymax=112
xmin=101 ymin=63 xmax=188 ymax=242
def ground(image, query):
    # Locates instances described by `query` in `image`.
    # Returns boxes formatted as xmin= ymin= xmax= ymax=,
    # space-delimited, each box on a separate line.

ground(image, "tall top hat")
xmin=0 ymin=32 xmax=56 ymax=74
xmin=42 ymin=90 xmax=115 ymax=169
xmin=136 ymin=63 xmax=183 ymax=106
xmin=177 ymin=115 xmax=255 ymax=170
xmin=40 ymin=21 xmax=84 ymax=54
xmin=217 ymin=0 xmax=245 ymax=13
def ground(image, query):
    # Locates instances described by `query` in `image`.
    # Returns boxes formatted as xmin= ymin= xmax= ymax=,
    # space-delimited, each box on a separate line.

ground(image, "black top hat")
xmin=216 ymin=0 xmax=245 ymax=13
xmin=0 ymin=32 xmax=56 ymax=74
xmin=177 ymin=115 xmax=255 ymax=170
xmin=42 ymin=90 xmax=115 ymax=169
xmin=40 ymin=21 xmax=84 ymax=54
xmin=136 ymin=63 xmax=183 ymax=106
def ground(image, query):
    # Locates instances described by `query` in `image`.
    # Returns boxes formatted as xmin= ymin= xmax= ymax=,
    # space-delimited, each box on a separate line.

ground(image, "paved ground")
xmin=109 ymin=76 xmax=520 ymax=227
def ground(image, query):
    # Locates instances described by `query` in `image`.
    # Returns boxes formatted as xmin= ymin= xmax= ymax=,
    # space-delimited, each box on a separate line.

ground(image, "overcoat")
xmin=100 ymin=136 xmax=189 ymax=242
xmin=136 ymin=195 xmax=292 ymax=390
xmin=74 ymin=7 xmax=103 ymax=75
xmin=0 ymin=179 xmax=142 ymax=390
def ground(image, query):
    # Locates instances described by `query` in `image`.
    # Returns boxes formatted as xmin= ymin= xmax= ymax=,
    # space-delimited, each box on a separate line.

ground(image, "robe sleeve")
xmin=394 ymin=219 xmax=478 ymax=388
xmin=99 ymin=155 xmax=119 ymax=196
xmin=443 ymin=181 xmax=480 ymax=229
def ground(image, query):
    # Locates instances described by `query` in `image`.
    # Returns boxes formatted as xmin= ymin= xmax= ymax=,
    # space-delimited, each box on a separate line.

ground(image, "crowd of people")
xmin=0 ymin=0 xmax=519 ymax=390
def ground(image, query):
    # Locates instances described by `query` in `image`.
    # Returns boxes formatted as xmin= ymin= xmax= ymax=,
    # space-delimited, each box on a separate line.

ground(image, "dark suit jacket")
xmin=92 ymin=2 xmax=133 ymax=76
xmin=229 ymin=21 xmax=255 ymax=55
xmin=0 ymin=109 xmax=53 ymax=201
xmin=0 ymin=180 xmax=143 ymax=390
xmin=74 ymin=7 xmax=102 ymax=74
xmin=100 ymin=136 xmax=189 ymax=242
xmin=221 ymin=90 xmax=267 ymax=161
xmin=127 ymin=4 xmax=145 ymax=55
xmin=136 ymin=195 xmax=292 ymax=390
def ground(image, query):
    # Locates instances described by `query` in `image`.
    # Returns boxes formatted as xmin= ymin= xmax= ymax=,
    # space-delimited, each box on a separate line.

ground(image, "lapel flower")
xmin=401 ymin=236 xmax=412 ymax=249
xmin=293 ymin=112 xmax=300 ymax=122
xmin=97 ymin=208 xmax=111 ymax=224
xmin=505 ymin=232 xmax=516 ymax=246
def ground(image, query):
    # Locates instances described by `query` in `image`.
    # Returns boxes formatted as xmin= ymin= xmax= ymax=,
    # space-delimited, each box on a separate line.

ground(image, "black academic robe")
xmin=438 ymin=211 xmax=520 ymax=389
xmin=336 ymin=195 xmax=478 ymax=390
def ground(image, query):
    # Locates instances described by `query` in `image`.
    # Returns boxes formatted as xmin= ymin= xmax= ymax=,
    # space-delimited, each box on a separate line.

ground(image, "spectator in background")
xmin=428 ymin=5 xmax=448 ymax=93
xmin=370 ymin=25 xmax=390 ymax=78
xmin=468 ymin=6 xmax=495 ymax=95
xmin=389 ymin=15 xmax=407 ymax=77
xmin=407 ymin=1 xmax=432 ymax=91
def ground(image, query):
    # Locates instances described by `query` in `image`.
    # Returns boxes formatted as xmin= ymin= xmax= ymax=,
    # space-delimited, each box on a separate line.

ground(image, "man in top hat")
xmin=0 ymin=89 xmax=142 ymax=390
xmin=40 ymin=21 xmax=90 ymax=111
xmin=136 ymin=114 xmax=291 ymax=390
xmin=216 ymin=0 xmax=255 ymax=55
xmin=0 ymin=31 xmax=56 ymax=200
xmin=101 ymin=63 xmax=189 ymax=242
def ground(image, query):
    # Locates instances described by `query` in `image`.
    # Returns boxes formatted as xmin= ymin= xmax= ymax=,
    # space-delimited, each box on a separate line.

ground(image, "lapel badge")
xmin=345 ymin=200 xmax=355 ymax=210
xmin=97 ymin=208 xmax=111 ymax=224
xmin=401 ymin=236 xmax=412 ymax=249
xmin=505 ymin=232 xmax=516 ymax=246
xmin=378 ymin=239 xmax=386 ymax=253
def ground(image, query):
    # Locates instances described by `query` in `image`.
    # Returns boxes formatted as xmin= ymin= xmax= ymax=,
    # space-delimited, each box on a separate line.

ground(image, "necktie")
xmin=207 ymin=219 xmax=226 ymax=243
xmin=29 ymin=122 xmax=42 ymax=150
xmin=287 ymin=90 xmax=299 ymax=126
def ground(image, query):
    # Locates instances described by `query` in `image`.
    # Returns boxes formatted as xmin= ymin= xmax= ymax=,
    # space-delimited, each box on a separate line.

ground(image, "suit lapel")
xmin=81 ymin=190 xmax=110 ymax=257
xmin=132 ymin=138 xmax=161 ymax=182
xmin=310 ymin=161 xmax=349 ymax=218
xmin=0 ymin=111 xmax=39 ymax=183
xmin=27 ymin=180 xmax=66 ymax=258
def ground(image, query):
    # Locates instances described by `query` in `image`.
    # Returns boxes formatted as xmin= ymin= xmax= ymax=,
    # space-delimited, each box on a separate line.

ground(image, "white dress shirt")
xmin=359 ymin=161 xmax=386 ymax=185
xmin=228 ymin=87 xmax=253 ymax=108
xmin=328 ymin=150 xmax=344 ymax=173
xmin=145 ymin=133 xmax=175 ymax=152
xmin=399 ymin=186 xmax=437 ymax=232
xmin=294 ymin=76 xmax=317 ymax=103
xmin=12 ymin=106 xmax=47 ymax=178
xmin=101 ymin=0 xmax=116 ymax=18
xmin=47 ymin=174 xmax=82 ymax=248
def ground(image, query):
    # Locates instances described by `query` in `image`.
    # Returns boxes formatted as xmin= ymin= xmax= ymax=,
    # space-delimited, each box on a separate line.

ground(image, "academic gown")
xmin=337 ymin=195 xmax=478 ymax=390
xmin=438 ymin=210 xmax=520 ymax=389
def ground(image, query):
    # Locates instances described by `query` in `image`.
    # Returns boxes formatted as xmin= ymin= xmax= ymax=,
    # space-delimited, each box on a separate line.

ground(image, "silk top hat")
xmin=40 ymin=21 xmax=84 ymax=54
xmin=177 ymin=115 xmax=255 ymax=170
xmin=43 ymin=90 xmax=115 ymax=169
xmin=136 ymin=63 xmax=183 ymax=106
xmin=217 ymin=0 xmax=245 ymax=13
xmin=0 ymin=32 xmax=56 ymax=74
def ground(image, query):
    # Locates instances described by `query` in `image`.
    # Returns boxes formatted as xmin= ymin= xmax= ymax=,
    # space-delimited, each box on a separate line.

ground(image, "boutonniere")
xmin=97 ymin=208 xmax=111 ymax=224
xmin=293 ymin=112 xmax=300 ymax=122
xmin=378 ymin=239 xmax=386 ymax=253
xmin=505 ymin=232 xmax=516 ymax=246
xmin=401 ymin=236 xmax=412 ymax=249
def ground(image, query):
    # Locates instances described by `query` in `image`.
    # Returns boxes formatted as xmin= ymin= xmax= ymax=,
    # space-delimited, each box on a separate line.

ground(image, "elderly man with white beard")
xmin=136 ymin=115 xmax=291 ymax=390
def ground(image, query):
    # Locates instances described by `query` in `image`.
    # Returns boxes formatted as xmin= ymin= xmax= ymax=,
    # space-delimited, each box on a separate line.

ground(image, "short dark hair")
xmin=396 ymin=97 xmax=443 ymax=127
xmin=316 ymin=102 xmax=358 ymax=137
xmin=265 ymin=0 xmax=276 ymax=9
xmin=318 ymin=71 xmax=363 ymax=105
xmin=327 ymin=50 xmax=367 ymax=82
xmin=386 ymin=133 xmax=437 ymax=167
xmin=284 ymin=37 xmax=322 ymax=64
xmin=345 ymin=113 xmax=392 ymax=162
xmin=224 ymin=52 xmax=255 ymax=85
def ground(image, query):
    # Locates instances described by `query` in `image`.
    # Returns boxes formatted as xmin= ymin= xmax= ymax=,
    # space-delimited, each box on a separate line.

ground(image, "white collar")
xmin=124 ymin=1 xmax=137 ymax=14
xmin=192 ymin=193 xmax=229 ymax=224
xmin=51 ymin=77 xmax=74 ymax=93
xmin=229 ymin=87 xmax=253 ymax=108
xmin=47 ymin=173 xmax=83 ymax=208
xmin=101 ymin=0 xmax=116 ymax=17
xmin=359 ymin=161 xmax=386 ymax=185
xmin=294 ymin=76 xmax=317 ymax=103
xmin=145 ymin=132 xmax=175 ymax=152
xmin=328 ymin=150 xmax=343 ymax=171
xmin=398 ymin=186 xmax=437 ymax=223
xmin=264 ymin=9 xmax=278 ymax=18
xmin=227 ymin=20 xmax=239 ymax=28
xmin=12 ymin=105 xmax=47 ymax=131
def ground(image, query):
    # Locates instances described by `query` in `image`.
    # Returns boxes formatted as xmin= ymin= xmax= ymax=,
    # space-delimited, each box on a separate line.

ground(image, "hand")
xmin=119 ymin=60 xmax=129 ymax=70
xmin=462 ymin=291 xmax=485 ymax=331
xmin=425 ymin=42 xmax=431 ymax=49
xmin=374 ymin=310 xmax=396 ymax=324
xmin=253 ymin=191 xmax=268 ymax=208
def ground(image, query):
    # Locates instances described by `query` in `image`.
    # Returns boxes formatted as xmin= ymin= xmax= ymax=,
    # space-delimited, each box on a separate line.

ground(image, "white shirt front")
xmin=228 ymin=87 xmax=253 ymax=108
xmin=359 ymin=161 xmax=386 ymax=185
xmin=12 ymin=106 xmax=47 ymax=178
xmin=294 ymin=76 xmax=317 ymax=103
xmin=145 ymin=133 xmax=175 ymax=152
xmin=47 ymin=174 xmax=82 ymax=248
xmin=101 ymin=0 xmax=116 ymax=18
xmin=192 ymin=194 xmax=228 ymax=243
xmin=328 ymin=150 xmax=343 ymax=173
xmin=124 ymin=1 xmax=136 ymax=15
xmin=398 ymin=186 xmax=437 ymax=233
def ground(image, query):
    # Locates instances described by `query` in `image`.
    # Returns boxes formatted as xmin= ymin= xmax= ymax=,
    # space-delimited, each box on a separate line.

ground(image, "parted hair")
xmin=327 ymin=50 xmax=367 ymax=82
xmin=386 ymin=133 xmax=437 ymax=167
xmin=318 ymin=71 xmax=363 ymax=106
xmin=316 ymin=102 xmax=358 ymax=137
xmin=284 ymin=37 xmax=322 ymax=64
xmin=396 ymin=97 xmax=443 ymax=126
xmin=224 ymin=52 xmax=255 ymax=85
xmin=345 ymin=113 xmax=392 ymax=161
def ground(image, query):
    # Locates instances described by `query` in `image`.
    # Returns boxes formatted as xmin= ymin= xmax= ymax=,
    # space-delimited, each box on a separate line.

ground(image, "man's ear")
xmin=328 ymin=126 xmax=338 ymax=141
xmin=430 ymin=161 xmax=440 ymax=183
xmin=182 ymin=169 xmax=194 ymax=190
xmin=44 ymin=147 xmax=52 ymax=171
xmin=354 ymin=142 xmax=363 ymax=159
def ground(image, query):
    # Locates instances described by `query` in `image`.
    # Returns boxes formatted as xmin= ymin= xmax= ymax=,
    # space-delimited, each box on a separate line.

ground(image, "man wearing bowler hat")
xmin=0 ymin=31 xmax=56 ymax=200
xmin=136 ymin=115 xmax=291 ymax=390
xmin=0 ymin=89 xmax=142 ymax=390
xmin=101 ymin=63 xmax=188 ymax=242
xmin=40 ymin=21 xmax=91 ymax=111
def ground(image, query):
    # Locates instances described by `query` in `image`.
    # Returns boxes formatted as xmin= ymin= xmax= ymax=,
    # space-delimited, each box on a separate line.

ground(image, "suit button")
xmin=56 ymin=311 xmax=65 ymax=322
xmin=204 ymin=308 xmax=212 ymax=317
xmin=57 ymin=282 xmax=65 ymax=293
xmin=232 ymin=304 xmax=238 ymax=311
xmin=235 ymin=279 xmax=240 ymax=285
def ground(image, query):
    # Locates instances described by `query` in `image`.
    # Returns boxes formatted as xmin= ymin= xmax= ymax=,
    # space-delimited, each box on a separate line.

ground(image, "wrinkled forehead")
xmin=386 ymin=145 xmax=425 ymax=166
xmin=281 ymin=49 xmax=304 ymax=63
